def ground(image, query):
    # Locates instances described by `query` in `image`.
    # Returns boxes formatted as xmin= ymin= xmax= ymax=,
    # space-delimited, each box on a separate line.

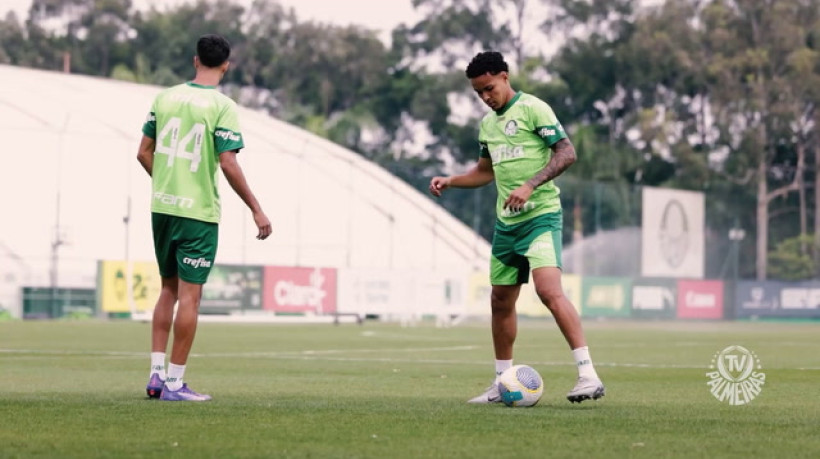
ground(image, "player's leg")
xmin=163 ymin=279 xmax=203 ymax=381
xmin=146 ymin=276 xmax=178 ymax=398
xmin=159 ymin=216 xmax=217 ymax=402
xmin=468 ymin=282 xmax=522 ymax=404
xmin=468 ymin=223 xmax=527 ymax=404
xmin=531 ymin=267 xmax=585 ymax=348
xmin=524 ymin=216 xmax=604 ymax=403
xmin=161 ymin=279 xmax=211 ymax=401
xmin=152 ymin=277 xmax=178 ymax=352
xmin=532 ymin=267 xmax=604 ymax=402
xmin=146 ymin=212 xmax=179 ymax=398
xmin=490 ymin=283 xmax=521 ymax=363
xmin=168 ymin=279 xmax=203 ymax=366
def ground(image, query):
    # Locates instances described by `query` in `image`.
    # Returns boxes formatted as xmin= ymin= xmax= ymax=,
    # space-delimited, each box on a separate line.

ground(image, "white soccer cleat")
xmin=467 ymin=383 xmax=503 ymax=404
xmin=567 ymin=376 xmax=605 ymax=403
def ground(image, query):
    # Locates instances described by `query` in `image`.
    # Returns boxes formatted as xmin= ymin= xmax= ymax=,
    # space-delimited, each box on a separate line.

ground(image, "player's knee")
xmin=490 ymin=295 xmax=516 ymax=314
xmin=536 ymin=288 xmax=563 ymax=310
xmin=159 ymin=287 xmax=178 ymax=301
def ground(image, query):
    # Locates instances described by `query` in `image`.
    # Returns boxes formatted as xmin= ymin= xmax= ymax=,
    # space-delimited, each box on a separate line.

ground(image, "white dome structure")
xmin=0 ymin=64 xmax=491 ymax=299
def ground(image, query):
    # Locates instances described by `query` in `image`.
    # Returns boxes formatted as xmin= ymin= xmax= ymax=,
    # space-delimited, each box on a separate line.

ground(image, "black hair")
xmin=465 ymin=51 xmax=509 ymax=79
xmin=197 ymin=34 xmax=231 ymax=68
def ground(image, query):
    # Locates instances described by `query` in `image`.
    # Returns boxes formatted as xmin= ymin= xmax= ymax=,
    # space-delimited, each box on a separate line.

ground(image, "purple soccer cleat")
xmin=146 ymin=373 xmax=164 ymax=399
xmin=159 ymin=383 xmax=212 ymax=402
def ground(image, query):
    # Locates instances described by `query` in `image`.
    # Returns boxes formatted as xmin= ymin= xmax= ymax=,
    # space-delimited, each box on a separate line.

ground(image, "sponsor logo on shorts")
xmin=183 ymin=257 xmax=212 ymax=268
xmin=528 ymin=240 xmax=552 ymax=255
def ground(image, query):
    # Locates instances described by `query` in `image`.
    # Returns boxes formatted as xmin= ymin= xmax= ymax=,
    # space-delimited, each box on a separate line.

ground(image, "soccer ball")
xmin=497 ymin=365 xmax=544 ymax=407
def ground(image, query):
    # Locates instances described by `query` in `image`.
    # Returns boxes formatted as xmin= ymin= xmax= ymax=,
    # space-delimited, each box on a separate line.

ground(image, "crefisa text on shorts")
xmin=706 ymin=345 xmax=765 ymax=406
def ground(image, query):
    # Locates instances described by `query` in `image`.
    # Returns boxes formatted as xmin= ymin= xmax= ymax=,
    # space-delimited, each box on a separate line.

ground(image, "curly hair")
xmin=197 ymin=34 xmax=231 ymax=68
xmin=465 ymin=51 xmax=509 ymax=79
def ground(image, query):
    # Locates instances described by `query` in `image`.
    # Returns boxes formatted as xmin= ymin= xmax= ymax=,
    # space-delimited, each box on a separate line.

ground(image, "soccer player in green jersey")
xmin=137 ymin=34 xmax=272 ymax=402
xmin=429 ymin=51 xmax=605 ymax=404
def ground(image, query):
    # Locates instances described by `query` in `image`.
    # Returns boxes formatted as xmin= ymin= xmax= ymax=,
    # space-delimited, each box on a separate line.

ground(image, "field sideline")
xmin=1 ymin=319 xmax=818 ymax=458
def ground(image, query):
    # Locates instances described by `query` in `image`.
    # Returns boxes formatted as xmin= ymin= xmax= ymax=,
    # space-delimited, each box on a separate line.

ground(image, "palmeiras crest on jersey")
xmin=504 ymin=120 xmax=518 ymax=136
xmin=706 ymin=345 xmax=765 ymax=406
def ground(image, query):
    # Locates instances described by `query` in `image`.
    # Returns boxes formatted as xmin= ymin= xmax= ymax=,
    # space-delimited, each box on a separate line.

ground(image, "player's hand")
xmin=503 ymin=184 xmax=534 ymax=212
xmin=253 ymin=211 xmax=272 ymax=240
xmin=429 ymin=176 xmax=451 ymax=197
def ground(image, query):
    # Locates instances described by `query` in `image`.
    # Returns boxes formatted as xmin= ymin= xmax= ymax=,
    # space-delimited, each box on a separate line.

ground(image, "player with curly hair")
xmin=430 ymin=51 xmax=605 ymax=404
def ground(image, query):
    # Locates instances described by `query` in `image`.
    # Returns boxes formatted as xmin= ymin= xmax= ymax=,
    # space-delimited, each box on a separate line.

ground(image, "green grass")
xmin=1 ymin=319 xmax=818 ymax=458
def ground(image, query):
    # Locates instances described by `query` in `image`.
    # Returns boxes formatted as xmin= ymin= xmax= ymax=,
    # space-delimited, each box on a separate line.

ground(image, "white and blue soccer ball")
xmin=497 ymin=364 xmax=544 ymax=407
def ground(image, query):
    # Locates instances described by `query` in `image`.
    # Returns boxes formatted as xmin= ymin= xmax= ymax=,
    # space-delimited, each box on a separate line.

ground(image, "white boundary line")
xmin=2 ymin=348 xmax=818 ymax=370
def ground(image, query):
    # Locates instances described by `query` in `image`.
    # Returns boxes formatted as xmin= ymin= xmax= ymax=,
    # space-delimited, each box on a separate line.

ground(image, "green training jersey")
xmin=478 ymin=91 xmax=568 ymax=225
xmin=142 ymin=82 xmax=244 ymax=223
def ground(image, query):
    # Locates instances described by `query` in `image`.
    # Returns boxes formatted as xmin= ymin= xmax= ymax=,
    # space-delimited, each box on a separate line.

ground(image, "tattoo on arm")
xmin=526 ymin=138 xmax=576 ymax=189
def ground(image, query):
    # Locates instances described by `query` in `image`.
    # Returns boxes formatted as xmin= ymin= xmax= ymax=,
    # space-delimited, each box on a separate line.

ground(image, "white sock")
xmin=494 ymin=359 xmax=513 ymax=382
xmin=150 ymin=352 xmax=166 ymax=380
xmin=165 ymin=363 xmax=186 ymax=391
xmin=572 ymin=346 xmax=599 ymax=380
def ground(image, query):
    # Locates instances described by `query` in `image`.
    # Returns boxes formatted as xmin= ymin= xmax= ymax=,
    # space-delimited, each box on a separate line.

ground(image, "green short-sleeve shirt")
xmin=478 ymin=91 xmax=567 ymax=225
xmin=142 ymin=82 xmax=244 ymax=223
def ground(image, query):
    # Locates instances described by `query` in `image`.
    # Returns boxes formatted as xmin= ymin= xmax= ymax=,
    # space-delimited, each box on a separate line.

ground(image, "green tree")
xmin=26 ymin=0 xmax=135 ymax=75
xmin=768 ymin=234 xmax=819 ymax=280
xmin=130 ymin=0 xmax=245 ymax=82
xmin=690 ymin=0 xmax=819 ymax=279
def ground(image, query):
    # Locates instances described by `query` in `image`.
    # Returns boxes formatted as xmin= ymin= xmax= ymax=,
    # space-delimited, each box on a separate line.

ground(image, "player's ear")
xmin=193 ymin=55 xmax=200 ymax=70
xmin=221 ymin=60 xmax=230 ymax=74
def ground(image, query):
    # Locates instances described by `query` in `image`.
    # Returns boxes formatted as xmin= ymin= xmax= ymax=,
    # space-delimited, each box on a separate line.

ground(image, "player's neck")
xmin=191 ymin=70 xmax=223 ymax=87
xmin=502 ymin=88 xmax=517 ymax=106
xmin=495 ymin=88 xmax=518 ymax=112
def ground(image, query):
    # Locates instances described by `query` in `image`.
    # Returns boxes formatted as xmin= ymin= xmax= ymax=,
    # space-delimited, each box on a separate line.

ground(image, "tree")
xmin=0 ymin=12 xmax=29 ymax=64
xmin=768 ymin=234 xmax=818 ymax=280
xmin=26 ymin=0 xmax=135 ymax=75
xmin=130 ymin=0 xmax=245 ymax=82
xmin=693 ymin=0 xmax=818 ymax=279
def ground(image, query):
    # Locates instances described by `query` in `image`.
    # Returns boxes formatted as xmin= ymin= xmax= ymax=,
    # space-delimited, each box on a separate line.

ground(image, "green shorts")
xmin=151 ymin=213 xmax=218 ymax=284
xmin=490 ymin=211 xmax=563 ymax=285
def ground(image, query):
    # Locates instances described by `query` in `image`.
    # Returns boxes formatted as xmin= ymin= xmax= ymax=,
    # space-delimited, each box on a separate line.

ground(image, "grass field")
xmin=1 ymin=318 xmax=818 ymax=458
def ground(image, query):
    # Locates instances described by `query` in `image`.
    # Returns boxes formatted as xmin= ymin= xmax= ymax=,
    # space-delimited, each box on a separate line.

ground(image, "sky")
xmin=1 ymin=0 xmax=422 ymax=43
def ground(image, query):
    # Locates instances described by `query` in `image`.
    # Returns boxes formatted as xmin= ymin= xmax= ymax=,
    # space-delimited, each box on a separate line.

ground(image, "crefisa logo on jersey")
xmin=706 ymin=345 xmax=765 ymax=405
xmin=215 ymin=129 xmax=241 ymax=142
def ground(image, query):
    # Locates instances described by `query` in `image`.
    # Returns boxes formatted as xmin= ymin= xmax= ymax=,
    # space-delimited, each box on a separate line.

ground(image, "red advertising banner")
xmin=263 ymin=266 xmax=337 ymax=314
xmin=676 ymin=279 xmax=724 ymax=319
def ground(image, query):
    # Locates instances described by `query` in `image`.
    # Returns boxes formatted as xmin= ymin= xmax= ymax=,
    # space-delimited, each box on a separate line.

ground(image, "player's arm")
xmin=504 ymin=137 xmax=575 ymax=210
xmin=503 ymin=97 xmax=576 ymax=210
xmin=526 ymin=138 xmax=576 ymax=189
xmin=136 ymin=135 xmax=156 ymax=177
xmin=219 ymin=151 xmax=272 ymax=240
xmin=429 ymin=157 xmax=494 ymax=197
xmin=138 ymin=106 xmax=157 ymax=177
xmin=504 ymin=138 xmax=576 ymax=211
